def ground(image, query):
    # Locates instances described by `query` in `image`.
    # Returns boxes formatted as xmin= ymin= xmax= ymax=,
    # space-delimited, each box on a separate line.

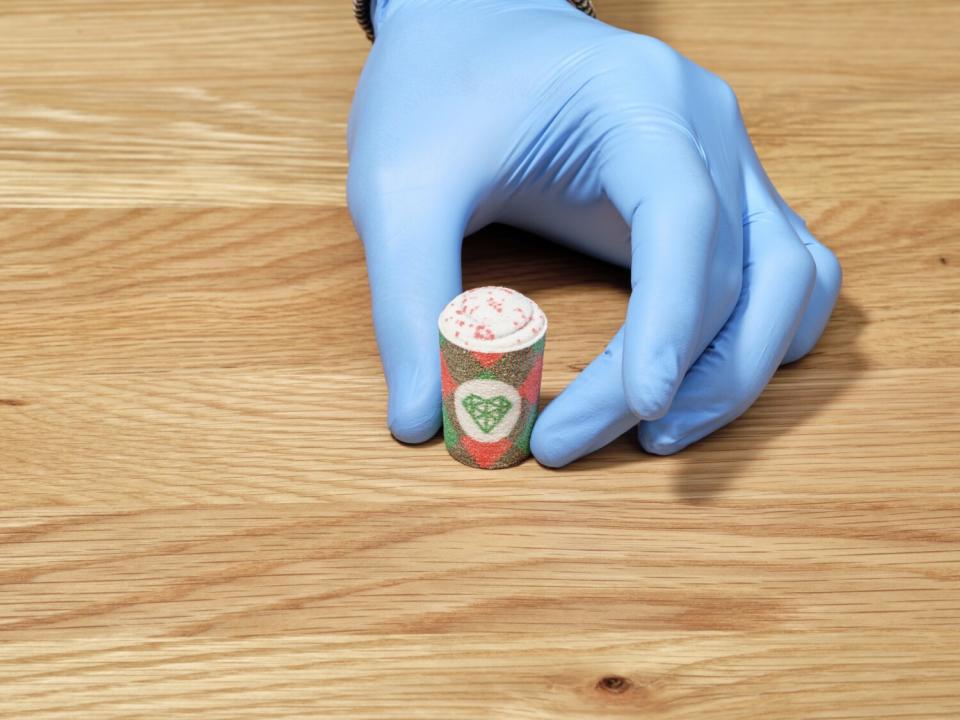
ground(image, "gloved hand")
xmin=347 ymin=0 xmax=841 ymax=466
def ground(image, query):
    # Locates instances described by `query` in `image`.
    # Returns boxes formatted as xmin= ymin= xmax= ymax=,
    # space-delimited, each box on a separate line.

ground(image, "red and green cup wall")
xmin=439 ymin=332 xmax=546 ymax=469
xmin=437 ymin=286 xmax=548 ymax=469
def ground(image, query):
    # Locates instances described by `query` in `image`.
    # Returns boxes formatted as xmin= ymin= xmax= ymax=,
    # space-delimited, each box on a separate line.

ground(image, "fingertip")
xmin=621 ymin=286 xmax=697 ymax=422
xmin=638 ymin=424 xmax=687 ymax=456
xmin=388 ymin=406 xmax=441 ymax=444
xmin=388 ymin=411 xmax=441 ymax=444
xmin=386 ymin=370 xmax=442 ymax=444
xmin=530 ymin=417 xmax=578 ymax=468
xmin=811 ymin=242 xmax=843 ymax=298
xmin=782 ymin=242 xmax=842 ymax=364
xmin=623 ymin=364 xmax=681 ymax=420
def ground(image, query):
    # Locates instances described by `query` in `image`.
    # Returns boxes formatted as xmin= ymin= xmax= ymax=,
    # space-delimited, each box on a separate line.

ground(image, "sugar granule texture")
xmin=438 ymin=287 xmax=547 ymax=469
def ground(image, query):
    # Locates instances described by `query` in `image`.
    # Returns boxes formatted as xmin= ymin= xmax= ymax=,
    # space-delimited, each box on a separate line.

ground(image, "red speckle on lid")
xmin=473 ymin=324 xmax=495 ymax=341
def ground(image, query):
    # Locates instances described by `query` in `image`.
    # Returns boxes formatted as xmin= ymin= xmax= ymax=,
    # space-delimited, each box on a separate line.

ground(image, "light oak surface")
xmin=1 ymin=1 xmax=959 ymax=718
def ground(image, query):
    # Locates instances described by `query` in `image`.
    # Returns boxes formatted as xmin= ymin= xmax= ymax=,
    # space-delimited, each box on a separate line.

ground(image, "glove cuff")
xmin=353 ymin=0 xmax=597 ymax=43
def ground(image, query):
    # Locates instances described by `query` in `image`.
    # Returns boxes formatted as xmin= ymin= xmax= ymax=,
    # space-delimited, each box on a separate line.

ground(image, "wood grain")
xmin=2 ymin=631 xmax=958 ymax=719
xmin=0 ymin=1 xmax=362 ymax=207
xmin=1 ymin=1 xmax=959 ymax=718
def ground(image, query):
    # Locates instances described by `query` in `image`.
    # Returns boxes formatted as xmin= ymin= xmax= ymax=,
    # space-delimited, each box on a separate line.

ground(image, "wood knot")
xmin=596 ymin=675 xmax=631 ymax=695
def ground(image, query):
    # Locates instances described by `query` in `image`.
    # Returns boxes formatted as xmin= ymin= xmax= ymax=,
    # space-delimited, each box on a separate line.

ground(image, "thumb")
xmin=350 ymin=177 xmax=467 ymax=443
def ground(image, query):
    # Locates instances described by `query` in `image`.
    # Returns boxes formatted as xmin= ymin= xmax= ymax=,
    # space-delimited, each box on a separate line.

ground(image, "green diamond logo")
xmin=462 ymin=394 xmax=513 ymax=434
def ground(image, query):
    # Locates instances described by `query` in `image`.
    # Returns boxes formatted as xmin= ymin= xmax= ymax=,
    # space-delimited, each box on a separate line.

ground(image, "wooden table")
xmin=2 ymin=1 xmax=958 ymax=717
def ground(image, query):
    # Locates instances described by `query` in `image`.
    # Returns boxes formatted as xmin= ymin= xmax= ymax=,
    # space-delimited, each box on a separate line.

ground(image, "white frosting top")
xmin=439 ymin=286 xmax=547 ymax=352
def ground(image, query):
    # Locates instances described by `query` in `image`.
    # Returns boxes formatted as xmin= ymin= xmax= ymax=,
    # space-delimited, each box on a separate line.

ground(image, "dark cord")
xmin=353 ymin=0 xmax=597 ymax=43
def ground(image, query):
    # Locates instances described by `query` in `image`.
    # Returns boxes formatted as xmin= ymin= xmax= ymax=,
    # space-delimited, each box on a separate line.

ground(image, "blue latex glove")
xmin=347 ymin=0 xmax=841 ymax=466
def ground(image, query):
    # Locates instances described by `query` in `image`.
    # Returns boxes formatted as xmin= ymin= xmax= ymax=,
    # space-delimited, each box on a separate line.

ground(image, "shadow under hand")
xmin=668 ymin=293 xmax=868 ymax=503
xmin=462 ymin=223 xmax=630 ymax=298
